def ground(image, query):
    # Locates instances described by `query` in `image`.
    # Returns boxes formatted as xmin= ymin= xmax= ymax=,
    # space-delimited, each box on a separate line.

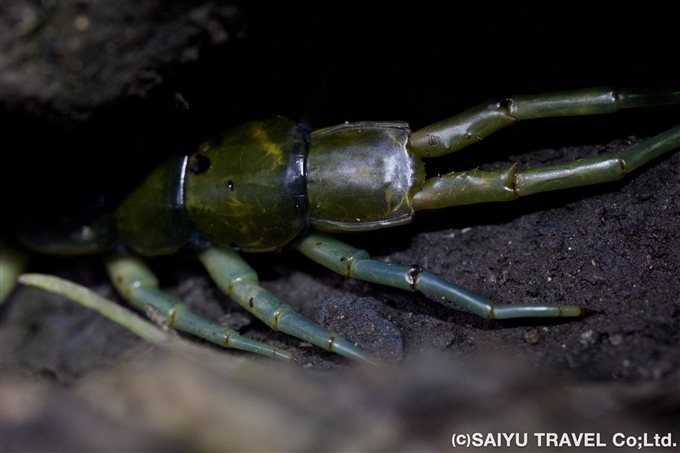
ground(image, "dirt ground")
xmin=1 ymin=2 xmax=679 ymax=451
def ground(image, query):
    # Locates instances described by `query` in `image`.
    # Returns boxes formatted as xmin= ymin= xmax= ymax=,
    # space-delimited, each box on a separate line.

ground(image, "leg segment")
xmin=105 ymin=253 xmax=291 ymax=360
xmin=412 ymin=124 xmax=680 ymax=210
xmin=197 ymin=247 xmax=381 ymax=365
xmin=0 ymin=245 xmax=27 ymax=304
xmin=20 ymin=273 xmax=182 ymax=347
xmin=292 ymin=232 xmax=584 ymax=319
xmin=410 ymin=86 xmax=680 ymax=158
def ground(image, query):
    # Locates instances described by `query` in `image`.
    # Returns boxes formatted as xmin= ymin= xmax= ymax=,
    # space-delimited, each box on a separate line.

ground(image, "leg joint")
xmin=342 ymin=250 xmax=371 ymax=277
xmin=407 ymin=264 xmax=424 ymax=290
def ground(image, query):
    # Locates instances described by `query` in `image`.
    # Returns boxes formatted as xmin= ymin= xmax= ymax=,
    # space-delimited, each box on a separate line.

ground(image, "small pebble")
xmin=523 ymin=329 xmax=540 ymax=344
xmin=579 ymin=329 xmax=600 ymax=346
xmin=609 ymin=334 xmax=623 ymax=346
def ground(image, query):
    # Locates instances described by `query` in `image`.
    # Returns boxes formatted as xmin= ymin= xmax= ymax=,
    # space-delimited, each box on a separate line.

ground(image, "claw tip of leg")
xmin=560 ymin=306 xmax=588 ymax=317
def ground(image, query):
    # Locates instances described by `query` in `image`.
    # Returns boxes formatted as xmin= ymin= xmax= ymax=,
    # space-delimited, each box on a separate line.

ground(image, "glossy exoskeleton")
xmin=5 ymin=86 xmax=680 ymax=364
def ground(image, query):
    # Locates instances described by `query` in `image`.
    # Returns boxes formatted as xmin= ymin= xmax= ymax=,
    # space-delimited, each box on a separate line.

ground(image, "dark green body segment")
xmin=116 ymin=117 xmax=422 ymax=253
xmin=184 ymin=116 xmax=308 ymax=252
xmin=115 ymin=156 xmax=193 ymax=256
xmin=307 ymin=121 xmax=425 ymax=231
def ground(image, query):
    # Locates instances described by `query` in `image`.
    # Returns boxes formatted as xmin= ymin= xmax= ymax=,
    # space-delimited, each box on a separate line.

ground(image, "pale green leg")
xmin=197 ymin=247 xmax=381 ymax=365
xmin=293 ymin=232 xmax=585 ymax=320
xmin=20 ymin=274 xmax=183 ymax=347
xmin=410 ymin=86 xmax=679 ymax=157
xmin=412 ymin=124 xmax=680 ymax=210
xmin=0 ymin=245 xmax=28 ymax=304
xmin=105 ymin=253 xmax=291 ymax=360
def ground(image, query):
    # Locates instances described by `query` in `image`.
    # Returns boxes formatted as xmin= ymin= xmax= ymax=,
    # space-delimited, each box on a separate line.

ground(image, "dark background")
xmin=2 ymin=1 xmax=679 ymax=224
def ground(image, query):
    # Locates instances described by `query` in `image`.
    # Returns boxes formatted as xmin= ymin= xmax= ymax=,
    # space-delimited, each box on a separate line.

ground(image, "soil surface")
xmin=1 ymin=2 xmax=679 ymax=451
